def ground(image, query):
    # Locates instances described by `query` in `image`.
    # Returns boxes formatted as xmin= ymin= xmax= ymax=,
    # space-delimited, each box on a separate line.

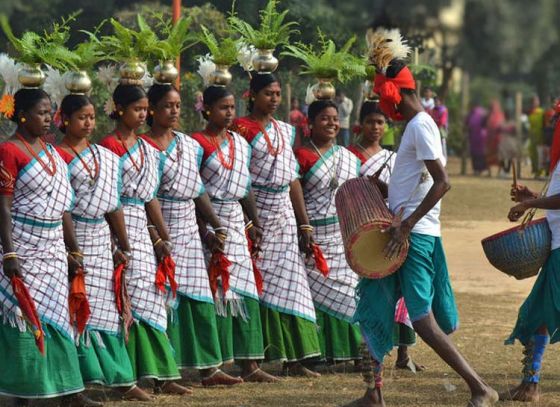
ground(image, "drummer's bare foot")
xmin=201 ymin=368 xmax=243 ymax=386
xmin=499 ymin=382 xmax=539 ymax=402
xmin=469 ymin=385 xmax=499 ymax=406
xmin=343 ymin=388 xmax=385 ymax=407
xmin=154 ymin=380 xmax=193 ymax=395
xmin=282 ymin=362 xmax=321 ymax=378
xmin=118 ymin=385 xmax=153 ymax=401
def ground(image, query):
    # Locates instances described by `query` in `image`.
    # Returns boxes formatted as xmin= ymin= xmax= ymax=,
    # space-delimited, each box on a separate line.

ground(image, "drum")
xmin=335 ymin=177 xmax=408 ymax=279
xmin=481 ymin=217 xmax=551 ymax=280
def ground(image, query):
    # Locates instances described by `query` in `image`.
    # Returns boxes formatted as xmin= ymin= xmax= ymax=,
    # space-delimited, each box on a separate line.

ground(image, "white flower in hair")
xmin=103 ymin=98 xmax=116 ymax=117
xmin=43 ymin=65 xmax=68 ymax=108
xmin=0 ymin=53 xmax=21 ymax=95
xmin=305 ymin=83 xmax=318 ymax=105
xmin=141 ymin=69 xmax=154 ymax=89
xmin=237 ymin=43 xmax=256 ymax=73
xmin=97 ymin=65 xmax=119 ymax=92
xmin=197 ymin=54 xmax=215 ymax=87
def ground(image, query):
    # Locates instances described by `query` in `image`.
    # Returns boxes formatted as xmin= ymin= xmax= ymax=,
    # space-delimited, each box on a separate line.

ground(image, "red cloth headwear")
xmin=373 ymin=66 xmax=416 ymax=121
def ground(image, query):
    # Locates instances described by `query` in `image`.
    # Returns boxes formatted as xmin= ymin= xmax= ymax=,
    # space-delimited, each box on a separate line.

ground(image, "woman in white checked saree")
xmin=56 ymin=94 xmax=151 ymax=401
xmin=233 ymin=74 xmax=321 ymax=376
xmin=347 ymin=101 xmax=423 ymax=372
xmin=294 ymin=100 xmax=362 ymax=363
xmin=145 ymin=84 xmax=242 ymax=386
xmin=100 ymin=84 xmax=188 ymax=395
xmin=192 ymin=85 xmax=278 ymax=383
xmin=0 ymin=89 xmax=97 ymax=406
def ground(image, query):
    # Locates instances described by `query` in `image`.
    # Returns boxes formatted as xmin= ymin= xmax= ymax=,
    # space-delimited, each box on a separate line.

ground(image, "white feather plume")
xmin=305 ymin=83 xmax=318 ymax=105
xmin=366 ymin=27 xmax=411 ymax=72
xmin=141 ymin=68 xmax=154 ymax=90
xmin=0 ymin=53 xmax=21 ymax=95
xmin=43 ymin=65 xmax=68 ymax=108
xmin=197 ymin=55 xmax=216 ymax=87
xmin=237 ymin=43 xmax=256 ymax=73
xmin=97 ymin=65 xmax=119 ymax=93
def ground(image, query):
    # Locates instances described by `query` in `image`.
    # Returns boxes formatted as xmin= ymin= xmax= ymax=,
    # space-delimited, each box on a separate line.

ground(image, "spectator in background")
xmin=289 ymin=97 xmax=307 ymax=149
xmin=486 ymin=99 xmax=505 ymax=176
xmin=420 ymin=87 xmax=435 ymax=113
xmin=497 ymin=111 xmax=519 ymax=178
xmin=335 ymin=89 xmax=353 ymax=146
xmin=466 ymin=102 xmax=488 ymax=175
xmin=543 ymin=97 xmax=558 ymax=174
xmin=528 ymin=95 xmax=546 ymax=178
xmin=431 ymin=96 xmax=449 ymax=159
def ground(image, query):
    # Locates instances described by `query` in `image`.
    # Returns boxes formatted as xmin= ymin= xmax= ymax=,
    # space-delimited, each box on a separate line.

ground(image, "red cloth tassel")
xmin=69 ymin=268 xmax=91 ymax=335
xmin=11 ymin=276 xmax=45 ymax=355
xmin=246 ymin=232 xmax=264 ymax=295
xmin=208 ymin=252 xmax=231 ymax=297
xmin=312 ymin=244 xmax=329 ymax=277
xmin=113 ymin=263 xmax=133 ymax=343
xmin=155 ymin=256 xmax=177 ymax=298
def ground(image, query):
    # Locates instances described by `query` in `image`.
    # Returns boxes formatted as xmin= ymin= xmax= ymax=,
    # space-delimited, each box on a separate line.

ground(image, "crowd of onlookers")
xmin=466 ymin=95 xmax=558 ymax=178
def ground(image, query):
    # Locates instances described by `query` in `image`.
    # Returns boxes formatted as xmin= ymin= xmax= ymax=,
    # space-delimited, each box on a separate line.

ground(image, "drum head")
xmin=347 ymin=221 xmax=408 ymax=279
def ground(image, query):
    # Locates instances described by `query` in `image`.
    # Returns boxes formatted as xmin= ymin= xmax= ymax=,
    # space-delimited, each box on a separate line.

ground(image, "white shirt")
xmin=547 ymin=163 xmax=560 ymax=250
xmin=388 ymin=112 xmax=446 ymax=237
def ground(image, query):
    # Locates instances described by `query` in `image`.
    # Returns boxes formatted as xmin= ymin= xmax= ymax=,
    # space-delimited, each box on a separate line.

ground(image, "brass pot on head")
xmin=209 ymin=65 xmax=232 ymax=87
xmin=18 ymin=64 xmax=45 ymax=88
xmin=64 ymin=71 xmax=93 ymax=94
xmin=252 ymin=49 xmax=279 ymax=74
xmin=119 ymin=61 xmax=146 ymax=85
xmin=153 ymin=60 xmax=179 ymax=85
xmin=313 ymin=78 xmax=336 ymax=100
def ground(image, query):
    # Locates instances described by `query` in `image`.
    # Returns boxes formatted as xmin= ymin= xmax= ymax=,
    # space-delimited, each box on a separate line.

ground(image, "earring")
xmin=118 ymin=111 xmax=124 ymax=116
xmin=63 ymin=121 xmax=69 ymax=126
xmin=149 ymin=110 xmax=154 ymax=115
xmin=20 ymin=117 xmax=26 ymax=123
xmin=205 ymin=111 xmax=211 ymax=116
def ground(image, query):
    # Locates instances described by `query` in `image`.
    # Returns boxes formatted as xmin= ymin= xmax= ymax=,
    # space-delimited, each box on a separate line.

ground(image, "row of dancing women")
xmin=0 ymin=70 xmax=416 ymax=406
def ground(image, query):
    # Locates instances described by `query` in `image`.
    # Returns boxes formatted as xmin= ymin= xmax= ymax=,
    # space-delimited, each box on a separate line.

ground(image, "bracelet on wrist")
xmin=147 ymin=225 xmax=157 ymax=230
xmin=153 ymin=238 xmax=163 ymax=247
xmin=299 ymin=224 xmax=314 ymax=232
xmin=3 ymin=252 xmax=18 ymax=261
xmin=245 ymin=221 xmax=254 ymax=231
xmin=69 ymin=251 xmax=84 ymax=259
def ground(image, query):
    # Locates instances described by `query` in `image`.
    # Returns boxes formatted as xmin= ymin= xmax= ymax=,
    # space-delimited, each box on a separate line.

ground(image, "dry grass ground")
xmin=7 ymin=158 xmax=560 ymax=407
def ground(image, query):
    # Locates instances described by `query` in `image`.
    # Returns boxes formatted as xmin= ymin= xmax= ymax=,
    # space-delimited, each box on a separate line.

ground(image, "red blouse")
xmin=191 ymin=132 xmax=218 ymax=162
xmin=0 ymin=142 xmax=33 ymax=195
xmin=294 ymin=146 xmax=320 ymax=176
xmin=232 ymin=117 xmax=262 ymax=144
xmin=55 ymin=146 xmax=74 ymax=164
xmin=346 ymin=145 xmax=367 ymax=165
xmin=99 ymin=134 xmax=128 ymax=157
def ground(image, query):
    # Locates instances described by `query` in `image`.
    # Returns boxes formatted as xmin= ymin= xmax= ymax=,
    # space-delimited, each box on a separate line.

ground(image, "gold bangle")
xmin=153 ymin=238 xmax=163 ymax=247
xmin=69 ymin=251 xmax=84 ymax=258
xmin=2 ymin=254 xmax=17 ymax=261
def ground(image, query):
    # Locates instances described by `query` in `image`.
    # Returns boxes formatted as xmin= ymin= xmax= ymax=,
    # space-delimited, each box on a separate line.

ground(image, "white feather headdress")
xmin=366 ymin=28 xmax=411 ymax=74
xmin=0 ymin=53 xmax=21 ymax=96
xmin=237 ymin=43 xmax=256 ymax=75
xmin=197 ymin=55 xmax=216 ymax=88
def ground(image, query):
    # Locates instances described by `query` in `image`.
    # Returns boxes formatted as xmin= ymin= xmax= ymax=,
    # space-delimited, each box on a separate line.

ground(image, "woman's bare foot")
xmin=201 ymin=368 xmax=244 ymax=386
xmin=242 ymin=367 xmax=280 ymax=383
xmin=499 ymin=382 xmax=539 ymax=402
xmin=469 ymin=385 xmax=499 ymax=406
xmin=282 ymin=362 xmax=321 ymax=378
xmin=154 ymin=380 xmax=193 ymax=395
xmin=395 ymin=356 xmax=426 ymax=373
xmin=343 ymin=388 xmax=385 ymax=407
xmin=119 ymin=385 xmax=153 ymax=401
xmin=60 ymin=393 xmax=104 ymax=407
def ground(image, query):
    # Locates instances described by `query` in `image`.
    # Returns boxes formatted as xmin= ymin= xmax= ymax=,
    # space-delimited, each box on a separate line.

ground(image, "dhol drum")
xmin=335 ymin=177 xmax=408 ymax=279
xmin=481 ymin=217 xmax=551 ymax=280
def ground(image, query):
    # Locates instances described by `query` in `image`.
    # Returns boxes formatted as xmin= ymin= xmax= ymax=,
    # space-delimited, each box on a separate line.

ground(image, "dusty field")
xmin=7 ymin=158 xmax=560 ymax=406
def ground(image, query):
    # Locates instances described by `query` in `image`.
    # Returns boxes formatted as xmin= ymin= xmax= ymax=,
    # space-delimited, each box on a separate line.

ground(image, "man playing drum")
xmin=346 ymin=27 xmax=498 ymax=407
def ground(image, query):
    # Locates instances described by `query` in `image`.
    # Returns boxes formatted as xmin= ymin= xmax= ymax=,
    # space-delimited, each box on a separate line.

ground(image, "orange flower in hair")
xmin=0 ymin=94 xmax=15 ymax=119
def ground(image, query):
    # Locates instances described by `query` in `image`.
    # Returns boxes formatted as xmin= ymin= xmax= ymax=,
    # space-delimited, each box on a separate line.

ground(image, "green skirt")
xmin=167 ymin=295 xmax=223 ymax=369
xmin=316 ymin=309 xmax=361 ymax=361
xmin=215 ymin=296 xmax=264 ymax=361
xmin=78 ymin=330 xmax=135 ymax=387
xmin=126 ymin=320 xmax=181 ymax=380
xmin=0 ymin=322 xmax=84 ymax=398
xmin=393 ymin=323 xmax=416 ymax=347
xmin=261 ymin=305 xmax=321 ymax=362
xmin=506 ymin=249 xmax=560 ymax=345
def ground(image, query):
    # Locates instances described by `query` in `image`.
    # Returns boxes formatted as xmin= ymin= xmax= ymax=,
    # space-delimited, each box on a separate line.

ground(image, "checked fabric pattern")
xmin=301 ymin=146 xmax=361 ymax=322
xmin=0 ymin=146 xmax=75 ymax=339
xmin=359 ymin=149 xmax=395 ymax=184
